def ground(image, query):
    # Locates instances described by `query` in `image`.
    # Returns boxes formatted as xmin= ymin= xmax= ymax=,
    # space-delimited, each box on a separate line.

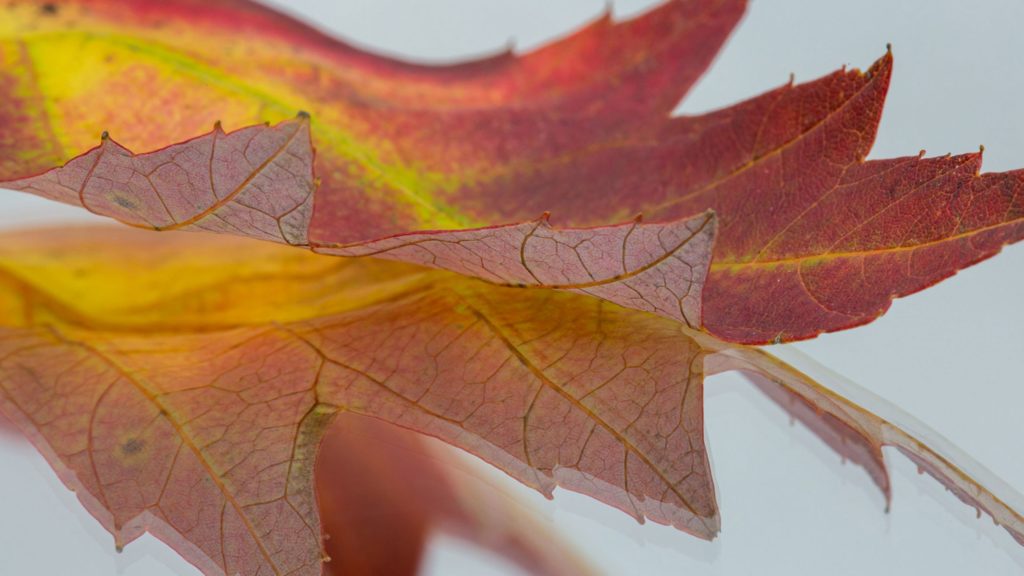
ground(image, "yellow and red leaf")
xmin=3 ymin=2 xmax=1021 ymax=342
xmin=1 ymin=226 xmax=1021 ymax=575
xmin=0 ymin=226 xmax=717 ymax=574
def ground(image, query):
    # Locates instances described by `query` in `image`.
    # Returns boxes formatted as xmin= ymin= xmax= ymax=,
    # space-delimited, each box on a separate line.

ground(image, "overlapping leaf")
xmin=0 ymin=226 xmax=718 ymax=575
xmin=2 ymin=0 xmax=1022 ymax=342
xmin=4 ymin=115 xmax=718 ymax=328
xmin=0 ymin=392 xmax=594 ymax=576
xmin=0 ymin=226 xmax=1021 ymax=576
xmin=2 ymin=2 xmax=1023 ymax=575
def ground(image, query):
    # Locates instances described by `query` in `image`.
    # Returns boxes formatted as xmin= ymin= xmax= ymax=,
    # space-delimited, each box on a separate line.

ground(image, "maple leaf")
xmin=0 ymin=226 xmax=721 ymax=573
xmin=0 ymin=226 xmax=1021 ymax=576
xmin=3 ymin=115 xmax=718 ymax=329
xmin=2 ymin=0 xmax=1022 ymax=343
xmin=0 ymin=404 xmax=595 ymax=576
xmin=1 ymin=1 xmax=1023 ymax=575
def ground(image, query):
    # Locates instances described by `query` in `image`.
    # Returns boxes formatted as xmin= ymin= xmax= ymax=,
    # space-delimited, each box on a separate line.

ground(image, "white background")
xmin=1 ymin=1 xmax=1023 ymax=574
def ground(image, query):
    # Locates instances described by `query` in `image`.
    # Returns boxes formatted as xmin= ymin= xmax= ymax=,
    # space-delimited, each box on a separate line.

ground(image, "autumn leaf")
xmin=0 ymin=226 xmax=1021 ymax=576
xmin=0 ymin=0 xmax=726 ymax=330
xmin=2 ymin=2 xmax=1023 ymax=575
xmin=0 ymin=404 xmax=595 ymax=576
xmin=2 ymin=0 xmax=1022 ymax=343
xmin=0 ymin=226 xmax=718 ymax=574
xmin=3 ymin=115 xmax=718 ymax=329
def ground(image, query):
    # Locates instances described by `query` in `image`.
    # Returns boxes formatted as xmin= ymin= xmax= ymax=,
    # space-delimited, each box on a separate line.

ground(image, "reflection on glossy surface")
xmin=1 ymin=0 xmax=1023 ymax=573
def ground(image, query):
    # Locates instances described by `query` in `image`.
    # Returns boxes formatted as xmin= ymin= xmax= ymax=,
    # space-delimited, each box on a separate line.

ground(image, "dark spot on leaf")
xmin=39 ymin=3 xmax=57 ymax=15
xmin=121 ymin=437 xmax=145 ymax=455
xmin=112 ymin=196 xmax=136 ymax=209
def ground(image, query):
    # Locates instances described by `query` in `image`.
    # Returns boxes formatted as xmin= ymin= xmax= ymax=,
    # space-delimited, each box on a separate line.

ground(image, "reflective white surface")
xmin=1 ymin=0 xmax=1022 ymax=574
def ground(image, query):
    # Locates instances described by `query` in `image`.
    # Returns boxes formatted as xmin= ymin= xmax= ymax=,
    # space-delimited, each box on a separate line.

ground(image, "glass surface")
xmin=1 ymin=1 xmax=1022 ymax=574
